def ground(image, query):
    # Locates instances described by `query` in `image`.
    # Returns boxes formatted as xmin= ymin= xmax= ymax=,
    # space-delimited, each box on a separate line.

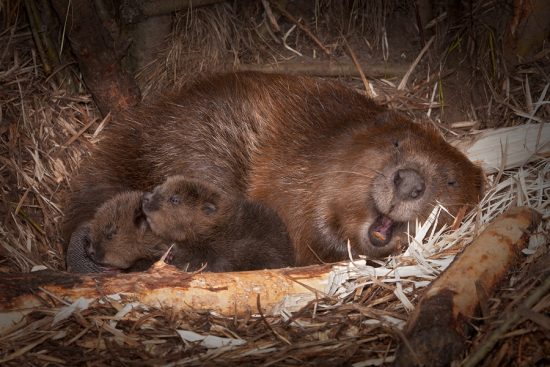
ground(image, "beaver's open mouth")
xmin=84 ymin=248 xmax=121 ymax=273
xmin=100 ymin=266 xmax=121 ymax=274
xmin=368 ymin=214 xmax=397 ymax=247
xmin=90 ymin=257 xmax=121 ymax=274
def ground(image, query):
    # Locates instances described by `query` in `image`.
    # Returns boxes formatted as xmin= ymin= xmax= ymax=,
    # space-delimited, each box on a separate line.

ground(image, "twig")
xmin=256 ymin=294 xmax=291 ymax=345
xmin=34 ymin=1 xmax=62 ymax=73
xmin=27 ymin=0 xmax=78 ymax=92
xmin=61 ymin=115 xmax=97 ymax=148
xmin=272 ymin=1 xmax=331 ymax=56
xmin=15 ymin=208 xmax=46 ymax=236
xmin=413 ymin=0 xmax=426 ymax=48
xmin=23 ymin=0 xmax=51 ymax=75
xmin=0 ymin=22 xmax=17 ymax=64
xmin=343 ymin=39 xmax=376 ymax=98
xmin=14 ymin=188 xmax=30 ymax=216
xmin=398 ymin=36 xmax=434 ymax=91
xmin=282 ymin=25 xmax=302 ymax=57
xmin=261 ymin=0 xmax=280 ymax=33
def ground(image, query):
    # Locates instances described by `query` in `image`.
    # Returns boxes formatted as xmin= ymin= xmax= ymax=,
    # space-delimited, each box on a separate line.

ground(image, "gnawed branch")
xmin=394 ymin=206 xmax=541 ymax=367
xmin=0 ymin=262 xmax=335 ymax=329
xmin=453 ymin=123 xmax=550 ymax=174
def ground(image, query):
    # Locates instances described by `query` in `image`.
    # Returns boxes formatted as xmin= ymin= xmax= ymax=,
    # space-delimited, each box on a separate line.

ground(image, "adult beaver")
xmin=64 ymin=72 xmax=484 ymax=266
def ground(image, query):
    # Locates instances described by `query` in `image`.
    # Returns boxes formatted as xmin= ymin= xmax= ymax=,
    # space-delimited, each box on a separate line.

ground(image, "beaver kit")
xmin=66 ymin=191 xmax=164 ymax=272
xmin=141 ymin=175 xmax=294 ymax=272
xmin=64 ymin=71 xmax=484 ymax=267
xmin=66 ymin=177 xmax=294 ymax=272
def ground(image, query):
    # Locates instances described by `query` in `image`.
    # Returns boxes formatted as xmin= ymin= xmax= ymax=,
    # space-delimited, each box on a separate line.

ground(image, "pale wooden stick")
xmin=0 ymin=262 xmax=335 ymax=330
xmin=454 ymin=123 xmax=550 ymax=174
xmin=394 ymin=206 xmax=541 ymax=367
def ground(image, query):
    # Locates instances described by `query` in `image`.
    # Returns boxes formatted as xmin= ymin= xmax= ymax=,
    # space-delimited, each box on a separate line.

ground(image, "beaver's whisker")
xmin=308 ymin=170 xmax=383 ymax=180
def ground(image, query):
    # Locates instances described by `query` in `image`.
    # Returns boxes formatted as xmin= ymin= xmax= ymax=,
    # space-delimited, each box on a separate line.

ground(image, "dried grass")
xmin=1 ymin=1 xmax=549 ymax=365
xmin=137 ymin=2 xmax=243 ymax=98
xmin=137 ymin=1 xmax=416 ymax=99
xmin=1 ymin=15 xmax=100 ymax=273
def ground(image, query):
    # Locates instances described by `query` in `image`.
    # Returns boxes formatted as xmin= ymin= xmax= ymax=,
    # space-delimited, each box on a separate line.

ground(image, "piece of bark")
xmin=50 ymin=0 xmax=141 ymax=116
xmin=394 ymin=206 xmax=541 ymax=367
xmin=232 ymin=61 xmax=408 ymax=78
xmin=0 ymin=262 xmax=334 ymax=329
xmin=453 ymin=123 xmax=550 ymax=174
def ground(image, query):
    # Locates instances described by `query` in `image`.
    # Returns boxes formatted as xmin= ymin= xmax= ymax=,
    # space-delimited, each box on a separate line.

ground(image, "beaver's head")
xmin=85 ymin=191 xmax=164 ymax=269
xmin=143 ymin=176 xmax=231 ymax=242
xmin=318 ymin=112 xmax=484 ymax=259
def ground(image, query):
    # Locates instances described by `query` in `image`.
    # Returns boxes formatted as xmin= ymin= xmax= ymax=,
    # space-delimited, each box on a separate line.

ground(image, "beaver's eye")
xmin=169 ymin=195 xmax=181 ymax=205
xmin=393 ymin=140 xmax=399 ymax=148
xmin=105 ymin=227 xmax=117 ymax=240
xmin=202 ymin=202 xmax=217 ymax=215
xmin=448 ymin=179 xmax=459 ymax=188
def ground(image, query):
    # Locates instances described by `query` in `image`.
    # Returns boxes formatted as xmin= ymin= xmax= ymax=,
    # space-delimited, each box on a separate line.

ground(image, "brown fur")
xmin=142 ymin=176 xmax=294 ymax=272
xmin=64 ymin=72 xmax=484 ymax=266
xmin=85 ymin=191 xmax=166 ymax=269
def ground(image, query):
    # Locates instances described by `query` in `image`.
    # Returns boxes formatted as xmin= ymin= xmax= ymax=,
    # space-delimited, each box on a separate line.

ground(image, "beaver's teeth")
xmin=368 ymin=215 xmax=395 ymax=246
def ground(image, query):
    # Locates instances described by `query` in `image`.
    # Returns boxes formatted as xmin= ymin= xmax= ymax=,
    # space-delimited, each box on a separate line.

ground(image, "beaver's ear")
xmin=374 ymin=110 xmax=408 ymax=127
xmin=374 ymin=111 xmax=394 ymax=126
xmin=202 ymin=202 xmax=217 ymax=215
xmin=133 ymin=209 xmax=149 ymax=233
xmin=475 ymin=166 xmax=486 ymax=197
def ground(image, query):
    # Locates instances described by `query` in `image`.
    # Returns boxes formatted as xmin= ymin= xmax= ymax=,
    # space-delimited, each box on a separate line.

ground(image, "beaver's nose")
xmin=393 ymin=169 xmax=425 ymax=200
xmin=142 ymin=192 xmax=157 ymax=212
xmin=85 ymin=238 xmax=95 ymax=258
xmin=142 ymin=192 xmax=152 ymax=205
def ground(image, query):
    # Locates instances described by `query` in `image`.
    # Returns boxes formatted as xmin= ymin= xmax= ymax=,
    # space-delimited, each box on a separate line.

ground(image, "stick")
xmin=23 ymin=0 xmax=51 ymax=75
xmin=453 ymin=123 xmax=550 ymax=174
xmin=344 ymin=39 xmax=375 ymax=98
xmin=261 ymin=0 xmax=280 ymax=33
xmin=271 ymin=1 xmax=331 ymax=56
xmin=394 ymin=206 xmax=541 ymax=367
xmin=398 ymin=36 xmax=434 ymax=91
xmin=233 ymin=61 xmax=407 ymax=78
xmin=0 ymin=262 xmax=335 ymax=331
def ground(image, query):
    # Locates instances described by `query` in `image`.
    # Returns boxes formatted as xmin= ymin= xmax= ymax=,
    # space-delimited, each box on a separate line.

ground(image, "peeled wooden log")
xmin=453 ymin=123 xmax=550 ymax=173
xmin=394 ymin=206 xmax=541 ymax=367
xmin=0 ymin=262 xmax=334 ymax=330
